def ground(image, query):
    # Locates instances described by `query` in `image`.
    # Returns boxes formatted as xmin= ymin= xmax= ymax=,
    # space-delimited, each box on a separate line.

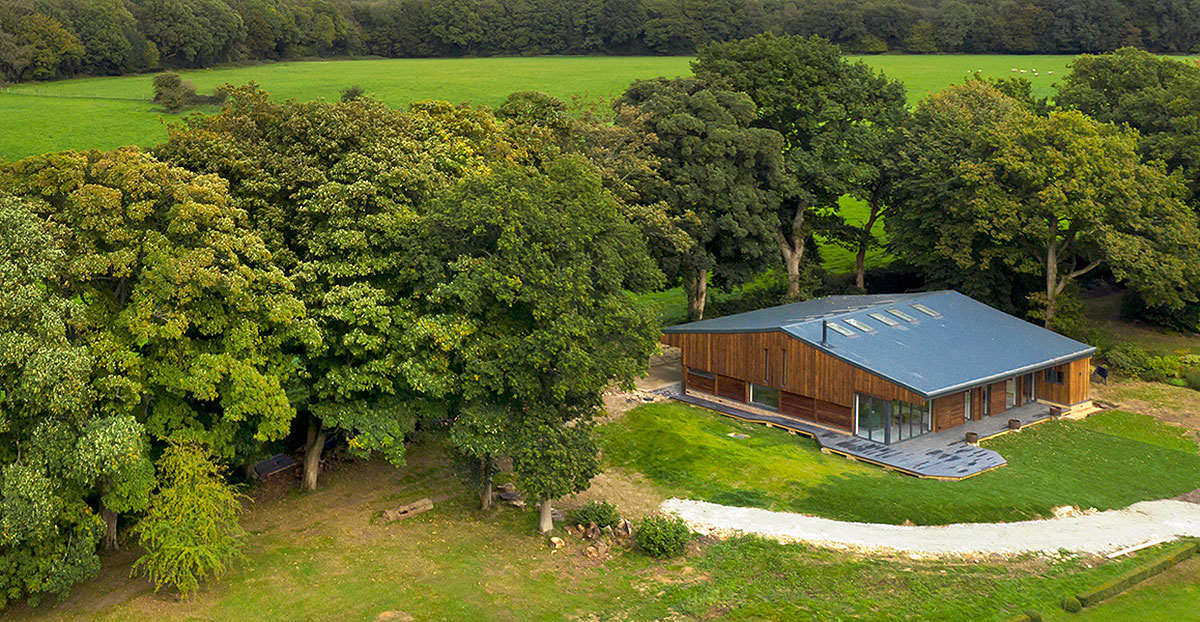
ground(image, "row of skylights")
xmin=911 ymin=303 xmax=941 ymax=318
xmin=844 ymin=318 xmax=876 ymax=334
xmin=868 ymin=311 xmax=899 ymax=327
xmin=827 ymin=322 xmax=855 ymax=337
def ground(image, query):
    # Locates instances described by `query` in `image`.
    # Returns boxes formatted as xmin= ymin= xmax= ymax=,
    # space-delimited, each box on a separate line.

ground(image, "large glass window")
xmin=855 ymin=394 xmax=931 ymax=444
xmin=750 ymin=384 xmax=779 ymax=410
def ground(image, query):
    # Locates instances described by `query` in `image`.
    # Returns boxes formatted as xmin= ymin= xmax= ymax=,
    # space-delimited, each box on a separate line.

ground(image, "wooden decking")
xmin=655 ymin=386 xmax=1054 ymax=480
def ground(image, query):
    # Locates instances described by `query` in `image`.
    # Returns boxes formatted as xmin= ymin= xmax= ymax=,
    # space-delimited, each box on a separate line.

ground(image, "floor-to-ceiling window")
xmin=855 ymin=394 xmax=932 ymax=444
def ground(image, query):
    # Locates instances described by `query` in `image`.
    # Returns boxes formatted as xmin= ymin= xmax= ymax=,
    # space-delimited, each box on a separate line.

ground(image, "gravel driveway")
xmin=661 ymin=498 xmax=1200 ymax=556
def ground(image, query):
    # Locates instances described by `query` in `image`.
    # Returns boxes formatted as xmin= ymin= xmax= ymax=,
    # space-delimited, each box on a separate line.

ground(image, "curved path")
xmin=661 ymin=498 xmax=1200 ymax=556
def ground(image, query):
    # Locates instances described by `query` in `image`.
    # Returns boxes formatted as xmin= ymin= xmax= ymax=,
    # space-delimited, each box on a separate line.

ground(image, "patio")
xmin=655 ymin=386 xmax=1054 ymax=480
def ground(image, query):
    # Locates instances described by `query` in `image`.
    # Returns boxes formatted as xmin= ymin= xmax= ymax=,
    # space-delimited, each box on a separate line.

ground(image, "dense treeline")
xmin=4 ymin=36 xmax=1200 ymax=610
xmin=5 ymin=0 xmax=1200 ymax=83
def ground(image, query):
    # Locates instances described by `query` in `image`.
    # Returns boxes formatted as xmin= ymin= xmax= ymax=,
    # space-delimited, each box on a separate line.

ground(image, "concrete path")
xmin=661 ymin=498 xmax=1200 ymax=556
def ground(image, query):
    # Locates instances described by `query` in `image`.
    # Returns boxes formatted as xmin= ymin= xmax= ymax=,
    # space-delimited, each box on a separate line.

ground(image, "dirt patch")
xmin=635 ymin=347 xmax=681 ymax=392
xmin=1093 ymin=380 xmax=1200 ymax=434
xmin=559 ymin=468 xmax=667 ymax=520
xmin=375 ymin=611 xmax=415 ymax=621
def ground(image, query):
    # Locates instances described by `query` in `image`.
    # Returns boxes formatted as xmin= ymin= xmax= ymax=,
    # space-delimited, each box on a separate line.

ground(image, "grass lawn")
xmin=1043 ymin=556 xmax=1200 ymax=621
xmin=1083 ymin=293 xmax=1200 ymax=357
xmin=600 ymin=402 xmax=1200 ymax=525
xmin=3 ymin=431 xmax=1186 ymax=622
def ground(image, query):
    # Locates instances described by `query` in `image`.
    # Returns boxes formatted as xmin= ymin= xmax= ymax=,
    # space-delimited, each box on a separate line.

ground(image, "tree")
xmin=1056 ymin=48 xmax=1200 ymax=203
xmin=15 ymin=13 xmax=82 ymax=79
xmin=1 ymin=148 xmax=312 ymax=498
xmin=891 ymin=82 xmax=1200 ymax=325
xmin=132 ymin=439 xmax=246 ymax=598
xmin=694 ymin=33 xmax=908 ymax=298
xmin=0 ymin=194 xmax=154 ymax=608
xmin=157 ymin=89 xmax=511 ymax=490
xmin=618 ymin=76 xmax=784 ymax=319
xmin=410 ymin=157 xmax=662 ymax=530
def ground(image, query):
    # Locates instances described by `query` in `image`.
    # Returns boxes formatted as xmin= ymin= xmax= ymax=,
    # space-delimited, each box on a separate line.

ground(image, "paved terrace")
xmin=653 ymin=386 xmax=1053 ymax=480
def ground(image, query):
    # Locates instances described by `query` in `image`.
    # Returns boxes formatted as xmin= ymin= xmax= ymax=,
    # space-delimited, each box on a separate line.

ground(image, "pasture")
xmin=0 ymin=54 xmax=1091 ymax=162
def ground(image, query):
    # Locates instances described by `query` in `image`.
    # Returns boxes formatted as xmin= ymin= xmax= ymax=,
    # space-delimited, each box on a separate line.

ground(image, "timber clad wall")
xmin=1036 ymin=358 xmax=1092 ymax=405
xmin=933 ymin=392 xmax=965 ymax=432
xmin=663 ymin=331 xmax=925 ymax=408
xmin=665 ymin=329 xmax=1092 ymax=437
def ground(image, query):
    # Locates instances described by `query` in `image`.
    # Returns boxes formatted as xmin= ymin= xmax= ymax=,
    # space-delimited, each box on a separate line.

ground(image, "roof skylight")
xmin=911 ymin=303 xmax=941 ymax=318
xmin=868 ymin=312 xmax=900 ymax=327
xmin=886 ymin=308 xmax=918 ymax=323
xmin=826 ymin=322 xmax=855 ymax=337
xmin=844 ymin=318 xmax=876 ymax=333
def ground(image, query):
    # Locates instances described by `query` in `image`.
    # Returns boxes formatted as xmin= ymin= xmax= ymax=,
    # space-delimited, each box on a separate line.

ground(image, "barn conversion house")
xmin=661 ymin=290 xmax=1095 ymax=447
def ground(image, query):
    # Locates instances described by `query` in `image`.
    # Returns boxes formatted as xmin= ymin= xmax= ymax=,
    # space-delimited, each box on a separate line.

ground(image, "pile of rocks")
xmin=549 ymin=518 xmax=635 ymax=559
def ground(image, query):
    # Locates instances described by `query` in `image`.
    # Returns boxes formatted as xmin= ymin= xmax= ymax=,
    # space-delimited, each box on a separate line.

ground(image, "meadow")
xmin=0 ymin=54 xmax=1088 ymax=162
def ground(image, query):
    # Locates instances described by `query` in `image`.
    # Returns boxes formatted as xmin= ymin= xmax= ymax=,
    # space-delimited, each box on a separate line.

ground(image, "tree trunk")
xmin=1045 ymin=219 xmax=1059 ymax=327
xmin=684 ymin=268 xmax=708 ymax=321
xmin=479 ymin=457 xmax=493 ymax=511
xmin=100 ymin=501 xmax=118 ymax=550
xmin=776 ymin=215 xmax=806 ymax=300
xmin=856 ymin=203 xmax=883 ymax=291
xmin=303 ymin=415 xmax=326 ymax=492
xmin=538 ymin=498 xmax=554 ymax=533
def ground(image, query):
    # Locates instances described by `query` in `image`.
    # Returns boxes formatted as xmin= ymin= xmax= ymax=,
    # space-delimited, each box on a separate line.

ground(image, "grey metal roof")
xmin=664 ymin=290 xmax=1096 ymax=399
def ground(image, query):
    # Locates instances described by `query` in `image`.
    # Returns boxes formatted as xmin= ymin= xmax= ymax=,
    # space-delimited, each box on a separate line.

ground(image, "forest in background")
xmin=3 ymin=0 xmax=1200 ymax=82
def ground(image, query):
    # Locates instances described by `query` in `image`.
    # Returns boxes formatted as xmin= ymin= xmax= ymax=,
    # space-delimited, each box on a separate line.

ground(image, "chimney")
xmin=821 ymin=320 xmax=829 ymax=347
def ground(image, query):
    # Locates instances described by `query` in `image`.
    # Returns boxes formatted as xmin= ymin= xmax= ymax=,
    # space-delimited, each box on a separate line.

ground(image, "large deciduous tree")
xmin=693 ymin=33 xmax=909 ymax=297
xmin=1 ymin=148 xmax=311 ymax=541
xmin=157 ymin=88 xmax=512 ymax=490
xmin=890 ymin=82 xmax=1200 ymax=326
xmin=411 ymin=158 xmax=661 ymax=531
xmin=618 ymin=76 xmax=783 ymax=320
xmin=0 ymin=194 xmax=154 ymax=608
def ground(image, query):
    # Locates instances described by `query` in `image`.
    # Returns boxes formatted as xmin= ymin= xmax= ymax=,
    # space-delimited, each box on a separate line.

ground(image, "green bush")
xmin=568 ymin=500 xmax=621 ymax=528
xmin=635 ymin=513 xmax=692 ymax=558
xmin=1061 ymin=596 xmax=1082 ymax=613
xmin=1075 ymin=541 xmax=1197 ymax=608
xmin=1102 ymin=342 xmax=1151 ymax=377
xmin=1186 ymin=368 xmax=1200 ymax=392
xmin=1142 ymin=355 xmax=1182 ymax=382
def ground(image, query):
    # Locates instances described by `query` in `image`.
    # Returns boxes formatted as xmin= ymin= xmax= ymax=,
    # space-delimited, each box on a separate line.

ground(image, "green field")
xmin=601 ymin=402 xmax=1200 ymax=525
xmin=5 ymin=434 xmax=1182 ymax=622
xmin=0 ymin=54 xmax=1096 ymax=162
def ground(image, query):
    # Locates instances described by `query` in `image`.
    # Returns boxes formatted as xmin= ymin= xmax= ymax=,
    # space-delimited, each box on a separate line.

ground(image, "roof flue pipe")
xmin=821 ymin=320 xmax=829 ymax=347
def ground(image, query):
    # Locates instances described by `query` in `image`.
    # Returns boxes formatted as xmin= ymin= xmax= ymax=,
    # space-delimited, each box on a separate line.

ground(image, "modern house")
xmin=660 ymin=290 xmax=1095 ymax=446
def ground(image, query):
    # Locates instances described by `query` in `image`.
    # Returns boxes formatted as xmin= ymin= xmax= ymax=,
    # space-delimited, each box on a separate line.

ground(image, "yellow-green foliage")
xmin=132 ymin=440 xmax=246 ymax=598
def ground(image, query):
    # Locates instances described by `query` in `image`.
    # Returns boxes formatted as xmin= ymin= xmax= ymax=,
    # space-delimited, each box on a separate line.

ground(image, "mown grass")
xmin=1043 ymin=556 xmax=1200 ymax=622
xmin=600 ymin=402 xmax=1200 ymax=525
xmin=5 ymin=432 xmax=1186 ymax=622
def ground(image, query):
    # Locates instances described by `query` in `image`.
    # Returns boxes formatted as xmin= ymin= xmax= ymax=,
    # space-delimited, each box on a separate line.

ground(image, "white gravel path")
xmin=661 ymin=498 xmax=1200 ymax=556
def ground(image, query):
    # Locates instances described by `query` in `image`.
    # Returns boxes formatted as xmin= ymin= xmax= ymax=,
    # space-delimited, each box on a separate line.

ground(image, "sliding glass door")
xmin=855 ymin=394 xmax=932 ymax=444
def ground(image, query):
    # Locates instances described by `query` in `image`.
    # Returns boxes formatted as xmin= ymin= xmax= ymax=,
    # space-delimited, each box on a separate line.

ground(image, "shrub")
xmin=635 ymin=513 xmax=691 ymax=558
xmin=153 ymin=72 xmax=195 ymax=112
xmin=132 ymin=439 xmax=247 ymax=598
xmin=1061 ymin=596 xmax=1082 ymax=613
xmin=1186 ymin=368 xmax=1200 ymax=392
xmin=568 ymin=500 xmax=621 ymax=528
xmin=1102 ymin=342 xmax=1151 ymax=377
xmin=341 ymin=85 xmax=365 ymax=101
xmin=1142 ymin=355 xmax=1182 ymax=382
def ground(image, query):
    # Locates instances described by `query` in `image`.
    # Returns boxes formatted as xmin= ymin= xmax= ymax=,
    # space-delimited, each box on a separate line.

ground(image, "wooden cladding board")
xmin=1036 ymin=357 xmax=1092 ymax=405
xmin=989 ymin=380 xmax=1008 ymax=416
xmin=663 ymin=330 xmax=925 ymax=410
xmin=716 ymin=374 xmax=747 ymax=402
xmin=685 ymin=370 xmax=715 ymax=394
xmin=933 ymin=392 xmax=965 ymax=432
xmin=779 ymin=390 xmax=852 ymax=431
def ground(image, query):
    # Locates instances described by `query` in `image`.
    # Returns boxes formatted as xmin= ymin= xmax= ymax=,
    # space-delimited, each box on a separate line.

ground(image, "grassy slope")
xmin=600 ymin=402 xmax=1200 ymax=525
xmin=4 ymin=434 xmax=1181 ymax=622
xmin=1043 ymin=556 xmax=1200 ymax=622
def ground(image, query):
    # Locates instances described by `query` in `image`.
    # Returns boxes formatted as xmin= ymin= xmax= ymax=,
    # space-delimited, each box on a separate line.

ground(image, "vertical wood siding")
xmin=1035 ymin=357 xmax=1092 ymax=405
